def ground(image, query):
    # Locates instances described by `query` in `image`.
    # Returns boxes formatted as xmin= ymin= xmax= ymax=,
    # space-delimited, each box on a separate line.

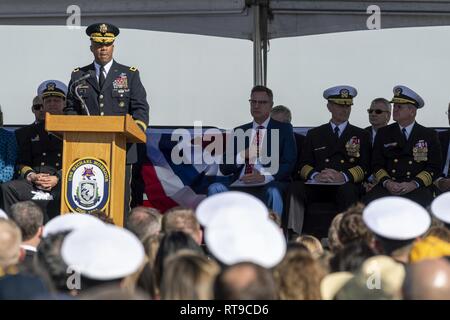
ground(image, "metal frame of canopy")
xmin=3 ymin=0 xmax=450 ymax=85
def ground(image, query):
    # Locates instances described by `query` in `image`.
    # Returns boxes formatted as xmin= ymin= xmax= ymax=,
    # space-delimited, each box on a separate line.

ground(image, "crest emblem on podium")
xmin=66 ymin=158 xmax=110 ymax=213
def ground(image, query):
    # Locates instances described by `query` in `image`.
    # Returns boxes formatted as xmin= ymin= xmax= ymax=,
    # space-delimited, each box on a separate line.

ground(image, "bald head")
xmin=402 ymin=259 xmax=450 ymax=300
xmin=214 ymin=262 xmax=276 ymax=300
xmin=0 ymin=219 xmax=22 ymax=268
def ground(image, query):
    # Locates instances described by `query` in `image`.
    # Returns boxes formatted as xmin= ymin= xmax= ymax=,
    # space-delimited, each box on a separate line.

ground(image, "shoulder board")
xmin=129 ymin=66 xmax=138 ymax=72
xmin=73 ymin=67 xmax=80 ymax=72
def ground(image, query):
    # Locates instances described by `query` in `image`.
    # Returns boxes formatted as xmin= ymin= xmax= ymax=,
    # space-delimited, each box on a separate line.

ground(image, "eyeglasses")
xmin=367 ymin=109 xmax=388 ymax=114
xmin=32 ymin=104 xmax=43 ymax=111
xmin=249 ymin=99 xmax=270 ymax=106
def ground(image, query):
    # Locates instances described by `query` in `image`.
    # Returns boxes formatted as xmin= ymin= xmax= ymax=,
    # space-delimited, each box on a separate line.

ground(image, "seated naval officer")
xmin=363 ymin=85 xmax=442 ymax=207
xmin=295 ymin=85 xmax=371 ymax=214
xmin=1 ymin=80 xmax=66 ymax=221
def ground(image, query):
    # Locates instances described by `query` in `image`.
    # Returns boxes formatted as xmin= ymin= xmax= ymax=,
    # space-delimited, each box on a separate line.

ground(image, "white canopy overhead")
xmin=3 ymin=0 xmax=450 ymax=83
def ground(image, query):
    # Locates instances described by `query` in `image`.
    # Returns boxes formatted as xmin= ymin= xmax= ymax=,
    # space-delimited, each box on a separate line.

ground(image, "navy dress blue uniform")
xmin=364 ymin=86 xmax=442 ymax=207
xmin=1 ymin=81 xmax=66 ymax=221
xmin=65 ymin=23 xmax=150 ymax=214
xmin=284 ymin=86 xmax=370 ymax=237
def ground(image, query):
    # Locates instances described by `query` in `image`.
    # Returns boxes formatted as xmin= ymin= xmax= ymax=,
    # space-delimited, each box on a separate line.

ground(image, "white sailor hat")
xmin=37 ymin=80 xmax=68 ymax=99
xmin=196 ymin=191 xmax=269 ymax=227
xmin=0 ymin=209 xmax=8 ymax=219
xmin=205 ymin=209 xmax=286 ymax=268
xmin=323 ymin=85 xmax=357 ymax=106
xmin=390 ymin=85 xmax=424 ymax=108
xmin=430 ymin=192 xmax=450 ymax=224
xmin=61 ymin=225 xmax=145 ymax=280
xmin=43 ymin=213 xmax=105 ymax=237
xmin=363 ymin=197 xmax=431 ymax=240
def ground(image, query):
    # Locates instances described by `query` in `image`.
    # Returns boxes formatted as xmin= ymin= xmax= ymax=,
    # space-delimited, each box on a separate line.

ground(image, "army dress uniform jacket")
xmin=372 ymin=122 xmax=442 ymax=187
xmin=65 ymin=60 xmax=149 ymax=163
xmin=298 ymin=123 xmax=371 ymax=184
xmin=15 ymin=121 xmax=63 ymax=179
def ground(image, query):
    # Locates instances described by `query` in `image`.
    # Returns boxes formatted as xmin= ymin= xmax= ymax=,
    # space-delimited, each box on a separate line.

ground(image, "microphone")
xmin=70 ymin=71 xmax=94 ymax=116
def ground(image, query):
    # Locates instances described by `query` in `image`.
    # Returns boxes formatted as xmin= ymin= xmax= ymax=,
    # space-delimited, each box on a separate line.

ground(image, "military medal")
xmin=346 ymin=136 xmax=360 ymax=158
xmin=413 ymin=140 xmax=428 ymax=162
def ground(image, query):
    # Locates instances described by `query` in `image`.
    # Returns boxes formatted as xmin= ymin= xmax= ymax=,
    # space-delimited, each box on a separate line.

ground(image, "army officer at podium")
xmin=65 ymin=22 xmax=150 ymax=215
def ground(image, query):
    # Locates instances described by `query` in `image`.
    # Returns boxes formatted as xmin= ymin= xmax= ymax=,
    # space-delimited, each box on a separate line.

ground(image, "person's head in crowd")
xmin=141 ymin=233 xmax=163 ymax=267
xmin=61 ymin=225 xmax=145 ymax=292
xmin=409 ymin=236 xmax=450 ymax=263
xmin=268 ymin=210 xmax=282 ymax=228
xmin=249 ymin=85 xmax=274 ymax=124
xmin=338 ymin=211 xmax=374 ymax=248
xmin=336 ymin=255 xmax=405 ymax=300
xmin=37 ymin=80 xmax=67 ymax=117
xmin=162 ymin=207 xmax=202 ymax=245
xmin=0 ymin=219 xmax=21 ymax=270
xmin=424 ymin=226 xmax=450 ymax=243
xmin=86 ymin=23 xmax=119 ymax=66
xmin=323 ymin=85 xmax=357 ymax=125
xmin=294 ymin=235 xmax=324 ymax=259
xmin=154 ymin=231 xmax=204 ymax=288
xmin=126 ymin=206 xmax=162 ymax=240
xmin=270 ymin=105 xmax=292 ymax=123
xmin=363 ymin=197 xmax=431 ymax=264
xmin=31 ymin=95 xmax=45 ymax=122
xmin=214 ymin=262 xmax=277 ymax=300
xmin=35 ymin=231 xmax=71 ymax=294
xmin=402 ymin=258 xmax=450 ymax=300
xmin=10 ymin=201 xmax=44 ymax=250
xmin=160 ymin=250 xmax=220 ymax=300
xmin=274 ymin=249 xmax=326 ymax=300
xmin=86 ymin=210 xmax=114 ymax=224
xmin=330 ymin=240 xmax=376 ymax=273
xmin=390 ymin=85 xmax=424 ymax=127
xmin=328 ymin=213 xmax=344 ymax=253
xmin=367 ymin=98 xmax=391 ymax=130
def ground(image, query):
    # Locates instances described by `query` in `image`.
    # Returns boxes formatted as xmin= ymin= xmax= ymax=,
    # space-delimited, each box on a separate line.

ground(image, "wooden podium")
xmin=45 ymin=114 xmax=146 ymax=227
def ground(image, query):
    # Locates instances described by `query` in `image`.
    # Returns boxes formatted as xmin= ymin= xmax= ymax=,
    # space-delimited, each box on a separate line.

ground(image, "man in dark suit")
xmin=65 ymin=22 xmax=150 ymax=214
xmin=1 ymin=80 xmax=66 ymax=221
xmin=365 ymin=98 xmax=391 ymax=147
xmin=207 ymin=86 xmax=297 ymax=217
xmin=434 ymin=103 xmax=450 ymax=194
xmin=363 ymin=98 xmax=391 ymax=193
xmin=364 ymin=85 xmax=442 ymax=207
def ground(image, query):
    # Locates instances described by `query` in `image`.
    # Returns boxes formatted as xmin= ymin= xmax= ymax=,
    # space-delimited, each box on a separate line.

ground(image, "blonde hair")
xmin=163 ymin=208 xmax=201 ymax=243
xmin=0 ymin=219 xmax=22 ymax=269
xmin=295 ymin=235 xmax=324 ymax=259
xmin=160 ymin=250 xmax=219 ymax=300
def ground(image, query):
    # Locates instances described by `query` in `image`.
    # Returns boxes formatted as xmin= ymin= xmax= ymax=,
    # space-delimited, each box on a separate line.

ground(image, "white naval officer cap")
xmin=0 ymin=209 xmax=8 ymax=219
xmin=390 ymin=85 xmax=425 ymax=108
xmin=363 ymin=197 xmax=431 ymax=240
xmin=43 ymin=213 xmax=105 ymax=237
xmin=196 ymin=191 xmax=269 ymax=227
xmin=323 ymin=85 xmax=357 ymax=106
xmin=430 ymin=191 xmax=450 ymax=225
xmin=61 ymin=224 xmax=145 ymax=281
xmin=37 ymin=80 xmax=68 ymax=99
xmin=205 ymin=202 xmax=286 ymax=268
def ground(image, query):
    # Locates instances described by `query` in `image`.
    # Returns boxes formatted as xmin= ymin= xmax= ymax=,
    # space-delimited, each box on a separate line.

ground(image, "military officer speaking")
xmin=65 ymin=22 xmax=150 ymax=214
xmin=1 ymin=80 xmax=66 ymax=221
xmin=364 ymin=85 xmax=442 ymax=207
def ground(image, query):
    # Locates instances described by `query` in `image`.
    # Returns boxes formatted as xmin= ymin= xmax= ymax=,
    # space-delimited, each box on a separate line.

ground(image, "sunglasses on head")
xmin=32 ymin=104 xmax=43 ymax=111
xmin=367 ymin=109 xmax=387 ymax=114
